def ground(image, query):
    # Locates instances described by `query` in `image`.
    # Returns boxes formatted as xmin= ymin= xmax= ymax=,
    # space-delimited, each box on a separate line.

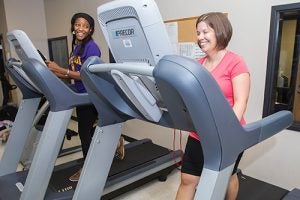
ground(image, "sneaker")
xmin=69 ymin=168 xmax=81 ymax=182
xmin=115 ymin=136 xmax=125 ymax=160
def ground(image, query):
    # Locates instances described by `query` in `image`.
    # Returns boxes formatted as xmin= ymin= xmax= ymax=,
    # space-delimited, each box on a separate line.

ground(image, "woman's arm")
xmin=45 ymin=60 xmax=81 ymax=80
xmin=232 ymin=73 xmax=250 ymax=121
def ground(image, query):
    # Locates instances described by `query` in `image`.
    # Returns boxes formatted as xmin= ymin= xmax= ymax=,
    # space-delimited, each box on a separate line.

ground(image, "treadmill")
xmin=0 ymin=29 xmax=91 ymax=199
xmin=154 ymin=55 xmax=294 ymax=200
xmin=78 ymin=52 xmax=293 ymax=200
xmin=0 ymin=29 xmax=181 ymax=199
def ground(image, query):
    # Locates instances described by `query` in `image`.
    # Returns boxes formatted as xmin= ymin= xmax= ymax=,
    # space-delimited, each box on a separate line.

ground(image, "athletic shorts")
xmin=181 ymin=136 xmax=243 ymax=176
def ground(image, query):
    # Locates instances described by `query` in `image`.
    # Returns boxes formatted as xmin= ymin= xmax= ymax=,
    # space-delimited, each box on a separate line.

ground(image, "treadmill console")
xmin=96 ymin=0 xmax=174 ymax=122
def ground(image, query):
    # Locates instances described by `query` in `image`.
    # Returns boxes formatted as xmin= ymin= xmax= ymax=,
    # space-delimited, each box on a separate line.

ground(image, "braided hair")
xmin=70 ymin=12 xmax=95 ymax=56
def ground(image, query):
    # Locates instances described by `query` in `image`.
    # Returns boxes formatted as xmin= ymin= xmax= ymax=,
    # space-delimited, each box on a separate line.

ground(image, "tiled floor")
xmin=0 ymin=120 xmax=181 ymax=199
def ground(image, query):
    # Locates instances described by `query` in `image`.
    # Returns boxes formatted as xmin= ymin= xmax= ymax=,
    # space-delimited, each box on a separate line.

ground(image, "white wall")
xmin=3 ymin=0 xmax=300 ymax=191
xmin=4 ymin=0 xmax=48 ymax=56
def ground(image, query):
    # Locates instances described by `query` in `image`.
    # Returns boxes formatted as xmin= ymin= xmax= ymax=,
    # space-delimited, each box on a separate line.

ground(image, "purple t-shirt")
xmin=69 ymin=40 xmax=101 ymax=93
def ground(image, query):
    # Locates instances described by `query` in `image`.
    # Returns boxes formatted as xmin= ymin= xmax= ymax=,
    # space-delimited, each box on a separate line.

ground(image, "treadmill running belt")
xmin=48 ymin=140 xmax=171 ymax=193
xmin=109 ymin=141 xmax=170 ymax=177
xmin=237 ymin=173 xmax=288 ymax=200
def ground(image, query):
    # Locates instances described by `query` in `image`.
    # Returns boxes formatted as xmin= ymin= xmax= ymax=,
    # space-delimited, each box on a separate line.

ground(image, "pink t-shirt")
xmin=190 ymin=51 xmax=249 ymax=141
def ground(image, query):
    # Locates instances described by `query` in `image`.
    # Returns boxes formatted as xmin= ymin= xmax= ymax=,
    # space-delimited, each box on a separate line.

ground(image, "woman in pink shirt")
xmin=176 ymin=12 xmax=250 ymax=200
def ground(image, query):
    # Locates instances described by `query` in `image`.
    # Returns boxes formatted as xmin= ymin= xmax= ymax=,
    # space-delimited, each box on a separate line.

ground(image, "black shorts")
xmin=181 ymin=136 xmax=243 ymax=176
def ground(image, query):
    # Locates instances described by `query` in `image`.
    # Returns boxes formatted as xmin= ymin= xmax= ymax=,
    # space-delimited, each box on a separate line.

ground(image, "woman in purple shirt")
xmin=46 ymin=13 xmax=125 ymax=182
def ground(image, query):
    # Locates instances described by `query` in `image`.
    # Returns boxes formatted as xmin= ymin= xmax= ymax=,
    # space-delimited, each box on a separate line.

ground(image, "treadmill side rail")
xmin=20 ymin=109 xmax=73 ymax=200
xmin=194 ymin=165 xmax=234 ymax=200
xmin=73 ymin=123 xmax=123 ymax=200
xmin=0 ymin=98 xmax=41 ymax=176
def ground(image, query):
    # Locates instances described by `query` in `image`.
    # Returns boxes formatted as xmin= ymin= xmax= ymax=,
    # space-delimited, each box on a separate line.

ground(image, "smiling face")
xmin=195 ymin=12 xmax=233 ymax=55
xmin=196 ymin=21 xmax=217 ymax=54
xmin=73 ymin=17 xmax=92 ymax=43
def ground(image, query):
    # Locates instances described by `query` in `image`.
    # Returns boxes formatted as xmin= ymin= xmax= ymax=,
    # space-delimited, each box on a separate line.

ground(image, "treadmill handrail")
xmin=6 ymin=59 xmax=42 ymax=93
xmin=7 ymin=29 xmax=92 ymax=112
xmin=243 ymin=110 xmax=292 ymax=144
xmin=88 ymin=63 xmax=154 ymax=76
xmin=111 ymin=69 xmax=162 ymax=122
xmin=86 ymin=60 xmax=164 ymax=122
xmin=22 ymin=58 xmax=91 ymax=112
xmin=81 ymin=57 xmax=152 ymax=126
xmin=6 ymin=59 xmax=42 ymax=99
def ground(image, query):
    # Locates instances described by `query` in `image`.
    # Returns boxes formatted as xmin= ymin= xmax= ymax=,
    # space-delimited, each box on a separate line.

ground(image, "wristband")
xmin=65 ymin=69 xmax=70 ymax=77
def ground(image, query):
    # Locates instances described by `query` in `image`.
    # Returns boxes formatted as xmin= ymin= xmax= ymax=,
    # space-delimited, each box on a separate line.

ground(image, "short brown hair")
xmin=196 ymin=12 xmax=232 ymax=50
